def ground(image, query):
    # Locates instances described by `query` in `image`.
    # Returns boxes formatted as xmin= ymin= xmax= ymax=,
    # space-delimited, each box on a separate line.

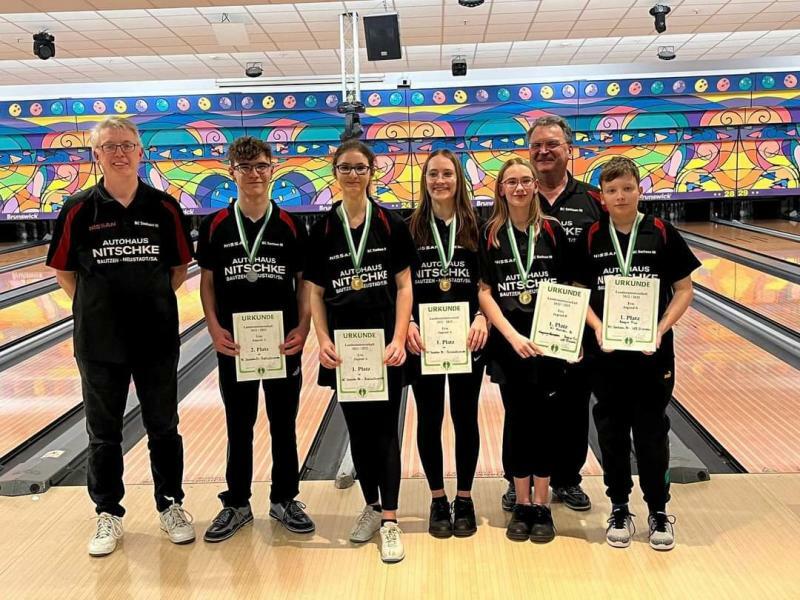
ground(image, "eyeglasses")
xmin=233 ymin=163 xmax=271 ymax=174
xmin=502 ymin=177 xmax=537 ymax=188
xmin=99 ymin=142 xmax=138 ymax=154
xmin=335 ymin=164 xmax=371 ymax=175
xmin=529 ymin=140 xmax=567 ymax=153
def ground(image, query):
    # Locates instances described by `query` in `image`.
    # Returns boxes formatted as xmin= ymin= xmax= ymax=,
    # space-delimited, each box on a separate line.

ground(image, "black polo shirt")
xmin=46 ymin=178 xmax=193 ymax=363
xmin=574 ymin=214 xmax=701 ymax=360
xmin=410 ymin=215 xmax=481 ymax=321
xmin=196 ymin=201 xmax=307 ymax=373
xmin=478 ymin=218 xmax=569 ymax=384
xmin=539 ymin=172 xmax=604 ymax=247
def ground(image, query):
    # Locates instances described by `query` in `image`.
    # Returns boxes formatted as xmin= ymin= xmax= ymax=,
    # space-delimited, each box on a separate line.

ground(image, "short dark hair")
xmin=527 ymin=115 xmax=573 ymax=144
xmin=228 ymin=136 xmax=272 ymax=165
xmin=332 ymin=140 xmax=376 ymax=173
xmin=599 ymin=156 xmax=641 ymax=186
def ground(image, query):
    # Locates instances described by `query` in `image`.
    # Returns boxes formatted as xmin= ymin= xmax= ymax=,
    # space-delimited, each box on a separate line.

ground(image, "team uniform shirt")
xmin=538 ymin=172 xmax=604 ymax=248
xmin=46 ymin=178 xmax=193 ymax=363
xmin=196 ymin=201 xmax=307 ymax=374
xmin=305 ymin=199 xmax=417 ymax=386
xmin=478 ymin=218 xmax=569 ymax=384
xmin=574 ymin=213 xmax=701 ymax=360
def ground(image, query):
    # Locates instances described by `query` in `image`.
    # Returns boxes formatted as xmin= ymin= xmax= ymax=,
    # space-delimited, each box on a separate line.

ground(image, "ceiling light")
xmin=458 ymin=0 xmax=485 ymax=7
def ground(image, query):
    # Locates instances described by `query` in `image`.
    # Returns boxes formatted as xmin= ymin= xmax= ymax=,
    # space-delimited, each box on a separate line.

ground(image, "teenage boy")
xmin=197 ymin=136 xmax=314 ymax=542
xmin=575 ymin=156 xmax=700 ymax=551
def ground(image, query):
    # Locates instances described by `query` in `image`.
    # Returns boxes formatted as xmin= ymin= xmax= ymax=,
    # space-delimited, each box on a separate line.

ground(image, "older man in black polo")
xmin=47 ymin=116 xmax=195 ymax=556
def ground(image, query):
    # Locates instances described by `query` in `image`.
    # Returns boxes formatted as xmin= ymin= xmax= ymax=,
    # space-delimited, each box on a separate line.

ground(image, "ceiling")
xmin=0 ymin=0 xmax=798 ymax=85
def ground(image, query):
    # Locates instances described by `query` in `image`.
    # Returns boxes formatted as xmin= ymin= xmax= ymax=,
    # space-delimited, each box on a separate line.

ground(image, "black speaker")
xmin=452 ymin=57 xmax=467 ymax=77
xmin=363 ymin=13 xmax=402 ymax=61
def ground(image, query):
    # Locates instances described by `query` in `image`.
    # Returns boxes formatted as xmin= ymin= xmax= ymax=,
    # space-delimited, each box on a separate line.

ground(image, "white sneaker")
xmin=606 ymin=508 xmax=636 ymax=548
xmin=349 ymin=505 xmax=382 ymax=543
xmin=159 ymin=502 xmax=196 ymax=544
xmin=648 ymin=512 xmax=676 ymax=551
xmin=88 ymin=513 xmax=123 ymax=557
xmin=379 ymin=522 xmax=405 ymax=563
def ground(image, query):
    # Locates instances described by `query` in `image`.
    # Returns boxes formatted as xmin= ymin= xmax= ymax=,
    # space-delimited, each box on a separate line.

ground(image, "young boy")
xmin=575 ymin=156 xmax=700 ymax=551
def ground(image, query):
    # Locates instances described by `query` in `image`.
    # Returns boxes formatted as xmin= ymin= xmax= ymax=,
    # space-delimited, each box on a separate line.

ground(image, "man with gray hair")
xmin=47 ymin=116 xmax=195 ymax=556
xmin=501 ymin=115 xmax=604 ymax=513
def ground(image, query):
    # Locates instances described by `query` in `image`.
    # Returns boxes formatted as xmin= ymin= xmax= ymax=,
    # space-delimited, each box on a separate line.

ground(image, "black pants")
xmin=217 ymin=355 xmax=302 ymax=507
xmin=499 ymin=378 xmax=557 ymax=479
xmin=411 ymin=363 xmax=484 ymax=492
xmin=339 ymin=371 xmax=403 ymax=511
xmin=592 ymin=354 xmax=674 ymax=513
xmin=77 ymin=354 xmax=183 ymax=517
xmin=549 ymin=359 xmax=593 ymax=489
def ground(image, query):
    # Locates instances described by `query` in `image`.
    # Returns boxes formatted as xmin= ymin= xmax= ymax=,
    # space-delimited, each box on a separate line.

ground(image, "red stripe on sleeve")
xmin=208 ymin=210 xmax=229 ymax=242
xmin=49 ymin=201 xmax=86 ymax=270
xmin=587 ymin=221 xmax=601 ymax=253
xmin=653 ymin=217 xmax=667 ymax=244
xmin=278 ymin=208 xmax=298 ymax=238
xmin=587 ymin=189 xmax=607 ymax=213
xmin=161 ymin=199 xmax=192 ymax=264
xmin=542 ymin=219 xmax=556 ymax=246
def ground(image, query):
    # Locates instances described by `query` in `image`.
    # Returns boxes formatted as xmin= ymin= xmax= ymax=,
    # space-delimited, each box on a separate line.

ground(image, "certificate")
xmin=233 ymin=311 xmax=286 ymax=381
xmin=530 ymin=283 xmax=590 ymax=362
xmin=419 ymin=302 xmax=471 ymax=375
xmin=601 ymin=276 xmax=660 ymax=352
xmin=334 ymin=329 xmax=388 ymax=401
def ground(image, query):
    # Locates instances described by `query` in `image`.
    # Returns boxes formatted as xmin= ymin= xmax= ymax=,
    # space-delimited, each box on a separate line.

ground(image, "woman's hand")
xmin=406 ymin=322 xmax=425 ymax=355
xmin=467 ymin=314 xmax=488 ymax=352
xmin=385 ymin=338 xmax=407 ymax=367
xmin=508 ymin=331 xmax=544 ymax=359
xmin=319 ymin=338 xmax=342 ymax=369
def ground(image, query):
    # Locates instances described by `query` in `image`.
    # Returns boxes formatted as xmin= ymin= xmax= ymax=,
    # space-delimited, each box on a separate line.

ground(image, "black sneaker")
xmin=552 ymin=485 xmax=592 ymax=511
xmin=506 ymin=504 xmax=534 ymax=541
xmin=428 ymin=497 xmax=453 ymax=538
xmin=269 ymin=500 xmax=315 ymax=534
xmin=452 ymin=497 xmax=477 ymax=538
xmin=529 ymin=504 xmax=556 ymax=543
xmin=203 ymin=505 xmax=253 ymax=543
xmin=501 ymin=480 xmax=516 ymax=513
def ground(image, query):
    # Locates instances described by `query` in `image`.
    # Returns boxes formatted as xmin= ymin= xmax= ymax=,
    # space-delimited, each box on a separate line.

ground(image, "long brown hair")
xmin=486 ymin=157 xmax=551 ymax=248
xmin=409 ymin=149 xmax=478 ymax=251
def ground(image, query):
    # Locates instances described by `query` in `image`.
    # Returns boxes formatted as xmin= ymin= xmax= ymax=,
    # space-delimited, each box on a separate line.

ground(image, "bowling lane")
xmin=673 ymin=307 xmax=800 ymax=473
xmin=692 ymin=249 xmax=800 ymax=333
xmin=0 ymin=289 xmax=72 ymax=347
xmin=746 ymin=219 xmax=800 ymax=238
xmin=680 ymin=222 xmax=800 ymax=265
xmin=0 ymin=276 xmax=204 ymax=460
xmin=401 ymin=375 xmax=603 ymax=480
xmin=0 ymin=262 xmax=55 ymax=294
xmin=123 ymin=335 xmax=331 ymax=486
xmin=0 ymin=244 xmax=48 ymax=268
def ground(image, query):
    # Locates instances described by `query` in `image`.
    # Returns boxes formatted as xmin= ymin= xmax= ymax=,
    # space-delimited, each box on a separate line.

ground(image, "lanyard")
xmin=234 ymin=200 xmax=272 ymax=266
xmin=337 ymin=200 xmax=372 ymax=273
xmin=608 ymin=212 xmax=644 ymax=277
xmin=430 ymin=213 xmax=456 ymax=274
xmin=505 ymin=219 xmax=536 ymax=286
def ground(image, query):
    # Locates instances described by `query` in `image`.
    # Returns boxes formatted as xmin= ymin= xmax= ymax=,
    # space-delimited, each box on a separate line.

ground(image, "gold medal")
xmin=351 ymin=275 xmax=364 ymax=290
xmin=439 ymin=278 xmax=451 ymax=292
xmin=519 ymin=290 xmax=532 ymax=305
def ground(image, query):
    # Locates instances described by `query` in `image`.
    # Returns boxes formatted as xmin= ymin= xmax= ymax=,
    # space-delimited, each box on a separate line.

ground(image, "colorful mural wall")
xmin=0 ymin=70 xmax=798 ymax=219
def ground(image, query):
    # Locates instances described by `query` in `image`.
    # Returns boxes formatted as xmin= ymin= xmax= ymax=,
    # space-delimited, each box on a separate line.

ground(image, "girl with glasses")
xmin=305 ymin=140 xmax=416 ymax=563
xmin=477 ymin=158 xmax=570 ymax=544
xmin=406 ymin=149 xmax=486 ymax=539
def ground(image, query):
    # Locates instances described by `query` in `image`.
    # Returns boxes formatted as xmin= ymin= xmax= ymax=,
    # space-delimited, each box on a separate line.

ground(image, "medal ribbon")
xmin=506 ymin=219 xmax=537 ymax=288
xmin=337 ymin=200 xmax=372 ymax=273
xmin=608 ymin=212 xmax=644 ymax=277
xmin=429 ymin=212 xmax=457 ymax=276
xmin=234 ymin=200 xmax=272 ymax=268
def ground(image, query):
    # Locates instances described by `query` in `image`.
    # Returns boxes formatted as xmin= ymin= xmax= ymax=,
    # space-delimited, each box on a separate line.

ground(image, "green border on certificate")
xmin=334 ymin=329 xmax=389 ymax=401
xmin=233 ymin=311 xmax=286 ymax=381
xmin=530 ymin=282 xmax=590 ymax=362
xmin=601 ymin=275 xmax=660 ymax=352
xmin=419 ymin=302 xmax=471 ymax=375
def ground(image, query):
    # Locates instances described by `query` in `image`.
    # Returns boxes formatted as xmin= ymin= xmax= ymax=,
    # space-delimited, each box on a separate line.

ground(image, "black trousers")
xmin=339 ymin=371 xmax=403 ymax=511
xmin=499 ymin=377 xmax=557 ymax=479
xmin=411 ymin=363 xmax=484 ymax=492
xmin=549 ymin=359 xmax=593 ymax=489
xmin=592 ymin=354 xmax=674 ymax=513
xmin=217 ymin=355 xmax=302 ymax=507
xmin=77 ymin=354 xmax=183 ymax=517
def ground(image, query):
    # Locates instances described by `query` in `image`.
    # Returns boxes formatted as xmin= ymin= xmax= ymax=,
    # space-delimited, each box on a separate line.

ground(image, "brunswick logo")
xmin=358 ymin=388 xmax=367 ymax=398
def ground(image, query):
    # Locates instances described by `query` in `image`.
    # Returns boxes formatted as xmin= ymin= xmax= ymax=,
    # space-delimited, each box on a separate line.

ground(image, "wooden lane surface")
xmin=680 ymin=221 xmax=800 ymax=264
xmin=0 ymin=262 xmax=55 ymax=293
xmin=0 ymin=289 xmax=73 ymax=347
xmin=1 ymin=475 xmax=799 ymax=599
xmin=402 ymin=375 xmax=603 ymax=481
xmin=123 ymin=335 xmax=330 ymax=485
xmin=748 ymin=219 xmax=800 ymax=238
xmin=673 ymin=307 xmax=800 ymax=473
xmin=692 ymin=249 xmax=800 ymax=333
xmin=0 ymin=276 xmax=205 ymax=459
xmin=0 ymin=244 xmax=48 ymax=268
